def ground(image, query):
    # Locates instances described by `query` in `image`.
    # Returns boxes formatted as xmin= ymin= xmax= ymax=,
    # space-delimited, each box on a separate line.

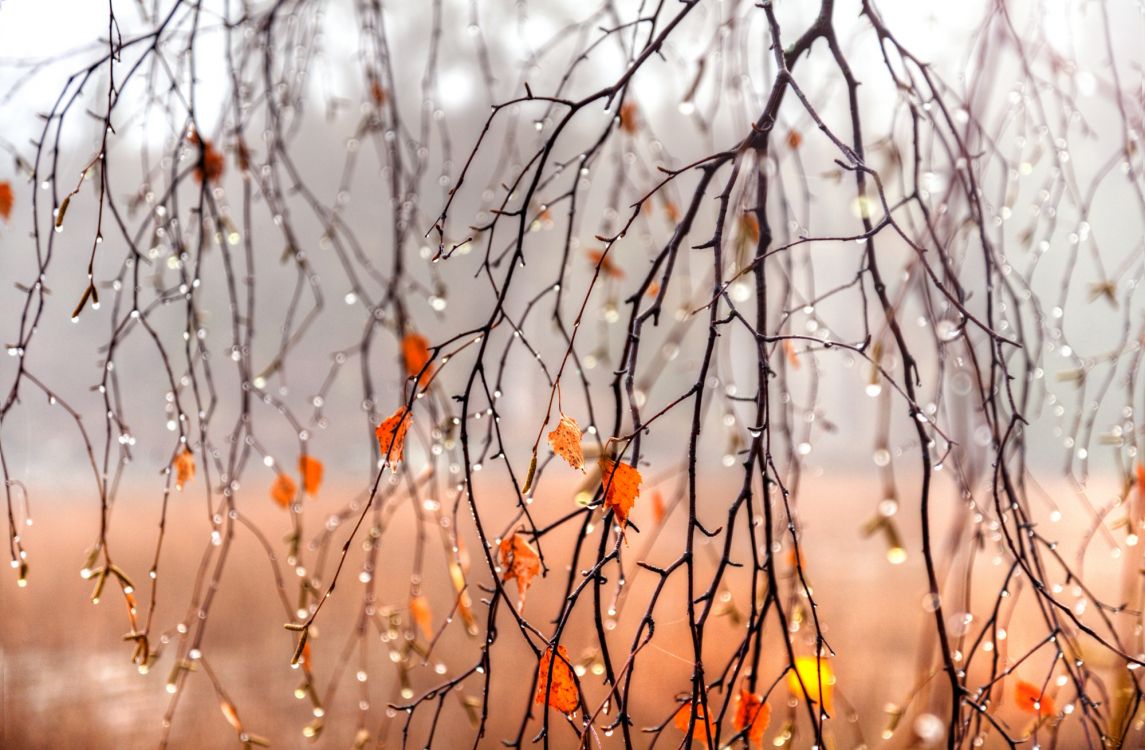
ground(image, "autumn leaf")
xmin=301 ymin=640 xmax=313 ymax=673
xmin=786 ymin=655 xmax=834 ymax=713
xmin=599 ymin=457 xmax=642 ymax=524
xmin=652 ymin=489 xmax=666 ymax=525
xmin=535 ymin=645 xmax=579 ymax=714
xmin=618 ymin=102 xmax=639 ymax=134
xmin=786 ymin=129 xmax=803 ymax=149
xmin=733 ymin=689 xmax=771 ymax=748
xmin=664 ymin=200 xmax=680 ymax=223
xmin=498 ymin=531 xmax=541 ymax=608
xmin=299 ymin=454 xmax=323 ymax=495
xmin=547 ymin=413 xmax=584 ymax=471
xmin=370 ymin=80 xmax=387 ymax=106
xmin=783 ymin=339 xmax=801 ymax=369
xmin=174 ymin=448 xmax=195 ymax=490
xmin=189 ymin=134 xmax=225 ymax=184
xmin=220 ymin=700 xmax=243 ymax=732
xmin=410 ymin=595 xmax=433 ymax=639
xmin=402 ymin=333 xmax=433 ymax=386
xmin=271 ymin=473 xmax=297 ymax=509
xmin=1015 ymin=679 xmax=1056 ymax=717
xmin=739 ymin=214 xmax=760 ymax=244
xmin=0 ymin=181 xmax=13 ymax=221
xmin=673 ymin=700 xmax=717 ymax=743
xmin=587 ymin=249 xmax=624 ymax=279
xmin=375 ymin=405 xmax=413 ymax=465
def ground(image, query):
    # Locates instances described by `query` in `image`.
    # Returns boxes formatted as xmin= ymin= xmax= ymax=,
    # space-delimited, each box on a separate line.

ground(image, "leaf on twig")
xmin=599 ymin=457 xmax=641 ymax=524
xmin=733 ymin=689 xmax=771 ymax=748
xmin=299 ymin=454 xmax=323 ymax=495
xmin=402 ymin=333 xmax=433 ymax=386
xmin=498 ymin=531 xmax=540 ymax=608
xmin=786 ymin=656 xmax=834 ymax=713
xmin=410 ymin=595 xmax=433 ymax=639
xmin=174 ymin=448 xmax=195 ymax=490
xmin=1015 ymin=679 xmax=1056 ymax=717
xmin=375 ymin=405 xmax=413 ymax=465
xmin=673 ymin=700 xmax=717 ymax=742
xmin=535 ymin=645 xmax=578 ymax=713
xmin=271 ymin=473 xmax=296 ymax=509
xmin=0 ymin=181 xmax=12 ymax=221
xmin=547 ymin=413 xmax=584 ymax=471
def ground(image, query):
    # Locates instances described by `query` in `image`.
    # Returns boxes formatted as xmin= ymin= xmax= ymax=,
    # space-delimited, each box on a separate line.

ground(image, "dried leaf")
xmin=0 ymin=181 xmax=11 ymax=221
xmin=402 ymin=333 xmax=433 ymax=386
xmin=410 ymin=595 xmax=433 ymax=639
xmin=739 ymin=214 xmax=760 ymax=244
xmin=301 ymin=640 xmax=312 ymax=673
xmin=664 ymin=200 xmax=680 ymax=223
xmin=599 ymin=457 xmax=642 ymax=524
xmin=1015 ymin=679 xmax=1055 ymax=717
xmin=174 ymin=449 xmax=195 ymax=490
xmin=271 ymin=473 xmax=297 ymax=509
xmin=220 ymin=700 xmax=243 ymax=732
xmin=547 ymin=414 xmax=584 ymax=471
xmin=299 ymin=454 xmax=323 ymax=495
xmin=786 ymin=129 xmax=803 ymax=149
xmin=652 ymin=489 xmax=666 ymax=525
xmin=498 ymin=532 xmax=541 ymax=608
xmin=587 ymin=250 xmax=624 ymax=279
xmin=370 ymin=80 xmax=387 ymax=106
xmin=783 ymin=339 xmax=801 ymax=369
xmin=673 ymin=700 xmax=717 ymax=743
xmin=786 ymin=656 xmax=834 ymax=713
xmin=733 ymin=689 xmax=771 ymax=748
xmin=535 ymin=645 xmax=579 ymax=714
xmin=618 ymin=102 xmax=639 ymax=134
xmin=375 ymin=406 xmax=413 ymax=465
xmin=190 ymin=136 xmax=225 ymax=184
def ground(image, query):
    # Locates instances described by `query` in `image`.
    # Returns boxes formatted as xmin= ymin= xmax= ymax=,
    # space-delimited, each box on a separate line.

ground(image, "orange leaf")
xmin=0 ymin=181 xmax=13 ymax=221
xmin=1015 ymin=679 xmax=1055 ymax=717
xmin=301 ymin=640 xmax=313 ymax=673
xmin=733 ymin=690 xmax=771 ymax=747
xmin=673 ymin=700 xmax=717 ymax=743
xmin=786 ymin=129 xmax=803 ymax=149
xmin=174 ymin=448 xmax=195 ymax=490
xmin=547 ymin=413 xmax=585 ymax=471
xmin=370 ymin=80 xmax=387 ymax=106
xmin=498 ymin=532 xmax=541 ymax=608
xmin=618 ymin=102 xmax=639 ymax=134
xmin=191 ymin=137 xmax=225 ymax=184
xmin=664 ymin=200 xmax=680 ymax=223
xmin=299 ymin=454 xmax=323 ymax=495
xmin=375 ymin=406 xmax=413 ymax=465
xmin=410 ymin=595 xmax=433 ymax=639
xmin=535 ymin=645 xmax=579 ymax=714
xmin=599 ymin=457 xmax=642 ymax=524
xmin=402 ymin=333 xmax=433 ymax=386
xmin=652 ymin=489 xmax=666 ymax=525
xmin=739 ymin=214 xmax=760 ymax=244
xmin=786 ymin=656 xmax=834 ymax=713
xmin=783 ymin=339 xmax=801 ymax=369
xmin=271 ymin=473 xmax=297 ymax=509
xmin=220 ymin=700 xmax=243 ymax=732
xmin=587 ymin=249 xmax=624 ymax=279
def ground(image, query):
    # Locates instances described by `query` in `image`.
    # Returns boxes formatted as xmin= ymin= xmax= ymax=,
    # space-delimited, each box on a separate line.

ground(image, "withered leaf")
xmin=535 ymin=645 xmax=579 ymax=714
xmin=547 ymin=413 xmax=584 ymax=471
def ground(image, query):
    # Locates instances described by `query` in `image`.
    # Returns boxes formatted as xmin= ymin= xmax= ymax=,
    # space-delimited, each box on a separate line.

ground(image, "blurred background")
xmin=1 ymin=0 xmax=1144 ymax=747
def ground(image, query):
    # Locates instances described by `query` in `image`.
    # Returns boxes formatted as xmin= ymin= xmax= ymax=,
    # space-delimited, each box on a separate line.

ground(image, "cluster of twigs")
xmin=3 ymin=0 xmax=1145 ymax=747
